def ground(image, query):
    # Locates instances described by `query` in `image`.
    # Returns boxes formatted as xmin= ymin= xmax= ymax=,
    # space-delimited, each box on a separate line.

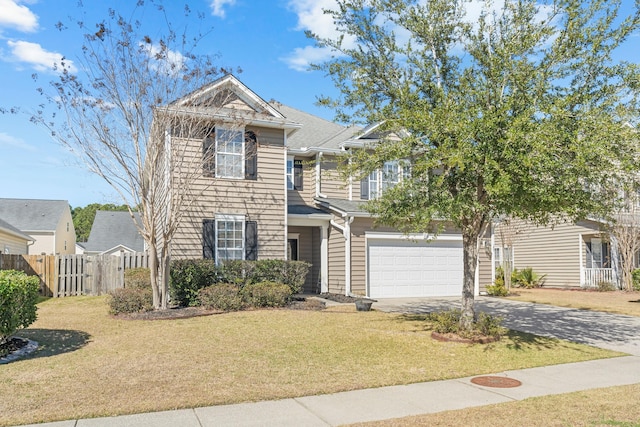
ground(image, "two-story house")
xmin=168 ymin=75 xmax=492 ymax=298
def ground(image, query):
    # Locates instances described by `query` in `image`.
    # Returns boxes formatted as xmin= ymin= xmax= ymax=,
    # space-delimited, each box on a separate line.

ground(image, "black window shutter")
xmin=203 ymin=219 xmax=216 ymax=260
xmin=203 ymin=131 xmax=215 ymax=177
xmin=294 ymin=160 xmax=303 ymax=190
xmin=245 ymin=131 xmax=257 ymax=180
xmin=245 ymin=221 xmax=258 ymax=260
xmin=360 ymin=176 xmax=369 ymax=200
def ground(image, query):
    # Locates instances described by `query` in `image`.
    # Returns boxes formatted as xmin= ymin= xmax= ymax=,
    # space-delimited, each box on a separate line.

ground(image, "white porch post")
xmin=579 ymin=233 xmax=584 ymax=287
xmin=320 ymin=224 xmax=329 ymax=293
xmin=344 ymin=216 xmax=354 ymax=296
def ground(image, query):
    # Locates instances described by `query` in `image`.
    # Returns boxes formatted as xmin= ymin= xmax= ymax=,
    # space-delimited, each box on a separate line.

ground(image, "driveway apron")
xmin=373 ymin=296 xmax=640 ymax=355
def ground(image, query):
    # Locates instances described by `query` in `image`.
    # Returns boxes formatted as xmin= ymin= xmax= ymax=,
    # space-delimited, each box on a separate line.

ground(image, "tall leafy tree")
xmin=311 ymin=0 xmax=640 ymax=328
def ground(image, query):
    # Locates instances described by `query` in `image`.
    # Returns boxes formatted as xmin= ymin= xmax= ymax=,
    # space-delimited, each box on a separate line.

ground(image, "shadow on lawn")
xmin=16 ymin=329 xmax=91 ymax=359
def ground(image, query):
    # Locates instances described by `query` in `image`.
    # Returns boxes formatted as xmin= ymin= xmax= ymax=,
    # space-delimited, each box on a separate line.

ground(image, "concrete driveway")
xmin=373 ymin=296 xmax=640 ymax=356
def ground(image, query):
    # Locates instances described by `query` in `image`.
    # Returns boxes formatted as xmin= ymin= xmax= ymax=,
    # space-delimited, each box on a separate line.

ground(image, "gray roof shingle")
xmin=83 ymin=211 xmax=145 ymax=253
xmin=0 ymin=198 xmax=69 ymax=231
xmin=270 ymin=102 xmax=362 ymax=151
xmin=0 ymin=217 xmax=33 ymax=241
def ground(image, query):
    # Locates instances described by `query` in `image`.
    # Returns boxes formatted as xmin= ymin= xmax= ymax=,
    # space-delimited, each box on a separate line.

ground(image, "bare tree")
xmin=26 ymin=2 xmax=241 ymax=308
xmin=609 ymin=211 xmax=640 ymax=291
xmin=494 ymin=217 xmax=526 ymax=292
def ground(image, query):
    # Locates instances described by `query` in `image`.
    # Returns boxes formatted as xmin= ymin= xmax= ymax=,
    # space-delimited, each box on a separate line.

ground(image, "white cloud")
xmin=0 ymin=131 xmax=36 ymax=151
xmin=141 ymin=42 xmax=185 ymax=76
xmin=7 ymin=40 xmax=77 ymax=73
xmin=284 ymin=0 xmax=355 ymax=71
xmin=0 ymin=0 xmax=38 ymax=32
xmin=209 ymin=0 xmax=236 ymax=18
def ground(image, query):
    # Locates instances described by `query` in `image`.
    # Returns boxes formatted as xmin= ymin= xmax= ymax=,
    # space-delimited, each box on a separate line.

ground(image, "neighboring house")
xmin=0 ymin=198 xmax=75 ymax=255
xmin=167 ymin=74 xmax=492 ymax=298
xmin=0 ymin=217 xmax=33 ymax=254
xmin=82 ymin=211 xmax=145 ymax=256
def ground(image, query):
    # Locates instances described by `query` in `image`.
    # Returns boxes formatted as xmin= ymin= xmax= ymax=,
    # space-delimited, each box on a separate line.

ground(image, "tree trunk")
xmin=460 ymin=227 xmax=479 ymax=330
xmin=459 ymin=212 xmax=488 ymax=331
xmin=159 ymin=252 xmax=170 ymax=309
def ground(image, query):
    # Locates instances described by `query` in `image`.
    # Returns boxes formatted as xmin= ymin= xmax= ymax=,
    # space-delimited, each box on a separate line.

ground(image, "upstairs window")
xmin=203 ymin=128 xmax=257 ymax=180
xmin=360 ymin=160 xmax=409 ymax=200
xmin=286 ymin=157 xmax=303 ymax=190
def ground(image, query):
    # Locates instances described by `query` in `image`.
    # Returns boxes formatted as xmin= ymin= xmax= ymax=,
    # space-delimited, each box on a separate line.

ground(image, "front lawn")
xmin=505 ymin=288 xmax=640 ymax=317
xmin=0 ymin=296 xmax=621 ymax=426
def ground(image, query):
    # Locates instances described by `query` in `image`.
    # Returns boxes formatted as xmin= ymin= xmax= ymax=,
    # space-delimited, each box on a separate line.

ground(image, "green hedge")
xmin=198 ymin=284 xmax=245 ymax=311
xmin=0 ymin=270 xmax=39 ymax=345
xmin=240 ymin=281 xmax=292 ymax=308
xmin=124 ymin=268 xmax=151 ymax=290
xmin=108 ymin=287 xmax=153 ymax=315
xmin=169 ymin=259 xmax=310 ymax=307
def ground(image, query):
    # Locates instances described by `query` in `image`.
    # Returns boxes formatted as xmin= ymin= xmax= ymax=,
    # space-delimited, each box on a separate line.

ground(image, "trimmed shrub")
xmin=486 ymin=281 xmax=508 ymax=296
xmin=108 ymin=287 xmax=153 ymax=315
xmin=427 ymin=309 xmax=506 ymax=340
xmin=124 ymin=268 xmax=151 ymax=290
xmin=197 ymin=284 xmax=245 ymax=311
xmin=0 ymin=270 xmax=39 ymax=345
xmin=595 ymin=280 xmax=616 ymax=292
xmin=169 ymin=259 xmax=222 ymax=306
xmin=632 ymin=269 xmax=640 ymax=291
xmin=241 ymin=281 xmax=292 ymax=308
xmin=221 ymin=260 xmax=311 ymax=293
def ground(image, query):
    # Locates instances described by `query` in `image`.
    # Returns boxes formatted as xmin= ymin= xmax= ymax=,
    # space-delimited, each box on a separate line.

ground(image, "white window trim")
xmin=287 ymin=233 xmax=300 ymax=261
xmin=286 ymin=156 xmax=295 ymax=190
xmin=364 ymin=160 xmax=409 ymax=199
xmin=216 ymin=127 xmax=245 ymax=179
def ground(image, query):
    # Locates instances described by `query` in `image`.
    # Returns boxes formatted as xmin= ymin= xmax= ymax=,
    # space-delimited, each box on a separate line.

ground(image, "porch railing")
xmin=581 ymin=268 xmax=615 ymax=289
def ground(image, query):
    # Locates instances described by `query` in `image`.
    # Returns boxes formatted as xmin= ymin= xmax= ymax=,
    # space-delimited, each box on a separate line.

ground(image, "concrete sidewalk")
xmin=18 ymin=356 xmax=640 ymax=427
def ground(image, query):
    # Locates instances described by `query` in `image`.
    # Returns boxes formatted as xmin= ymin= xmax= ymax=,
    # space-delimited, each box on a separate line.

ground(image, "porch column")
xmin=320 ymin=224 xmax=329 ymax=293
xmin=578 ymin=233 xmax=584 ymax=287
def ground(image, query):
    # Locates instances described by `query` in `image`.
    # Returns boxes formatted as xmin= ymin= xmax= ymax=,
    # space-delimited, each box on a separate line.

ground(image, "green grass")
xmin=0 ymin=296 xmax=622 ymax=426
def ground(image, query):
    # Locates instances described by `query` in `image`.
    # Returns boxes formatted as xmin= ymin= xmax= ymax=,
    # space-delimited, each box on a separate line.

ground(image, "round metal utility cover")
xmin=470 ymin=376 xmax=522 ymax=388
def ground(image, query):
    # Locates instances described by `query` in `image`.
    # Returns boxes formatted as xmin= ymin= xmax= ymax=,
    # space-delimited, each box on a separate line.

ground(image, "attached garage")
xmin=367 ymin=235 xmax=464 ymax=298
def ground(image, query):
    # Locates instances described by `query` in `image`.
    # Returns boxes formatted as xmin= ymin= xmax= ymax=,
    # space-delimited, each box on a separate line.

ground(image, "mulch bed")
xmin=0 ymin=337 xmax=29 ymax=358
xmin=115 ymin=296 xmax=329 ymax=320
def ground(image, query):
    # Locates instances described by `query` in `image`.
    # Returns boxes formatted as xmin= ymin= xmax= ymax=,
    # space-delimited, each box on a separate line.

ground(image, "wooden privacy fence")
xmin=0 ymin=252 xmax=149 ymax=297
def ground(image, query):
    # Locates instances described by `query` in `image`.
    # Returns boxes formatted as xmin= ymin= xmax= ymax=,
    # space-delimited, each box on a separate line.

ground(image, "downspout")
xmin=330 ymin=215 xmax=354 ymax=296
xmin=316 ymin=152 xmax=327 ymax=199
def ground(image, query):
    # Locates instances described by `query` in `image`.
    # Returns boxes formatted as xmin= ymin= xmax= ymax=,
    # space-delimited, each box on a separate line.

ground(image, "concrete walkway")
xmin=18 ymin=297 xmax=640 ymax=427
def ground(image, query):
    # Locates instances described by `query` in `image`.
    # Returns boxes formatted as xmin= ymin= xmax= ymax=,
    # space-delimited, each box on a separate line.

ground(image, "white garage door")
xmin=368 ymin=238 xmax=463 ymax=298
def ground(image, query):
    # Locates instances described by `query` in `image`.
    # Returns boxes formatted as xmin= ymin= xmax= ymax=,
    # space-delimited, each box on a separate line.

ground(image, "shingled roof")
xmin=270 ymin=102 xmax=361 ymax=152
xmin=83 ymin=211 xmax=145 ymax=254
xmin=0 ymin=217 xmax=33 ymax=242
xmin=0 ymin=198 xmax=69 ymax=232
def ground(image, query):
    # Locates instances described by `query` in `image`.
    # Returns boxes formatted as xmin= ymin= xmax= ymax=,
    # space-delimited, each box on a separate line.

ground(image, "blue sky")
xmin=0 ymin=0 xmax=639 ymax=208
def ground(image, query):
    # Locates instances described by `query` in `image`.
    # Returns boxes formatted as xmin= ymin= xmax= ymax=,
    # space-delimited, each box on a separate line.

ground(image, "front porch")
xmin=579 ymin=233 xmax=617 ymax=289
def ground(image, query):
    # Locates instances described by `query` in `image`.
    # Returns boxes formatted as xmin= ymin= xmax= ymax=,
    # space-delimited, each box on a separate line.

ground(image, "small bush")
xmin=595 ymin=280 xmax=616 ymax=292
xmin=197 ymin=284 xmax=244 ymax=311
xmin=0 ymin=270 xmax=39 ymax=345
xmin=222 ymin=260 xmax=311 ymax=293
xmin=486 ymin=281 xmax=508 ymax=296
xmin=169 ymin=259 xmax=222 ymax=306
xmin=427 ymin=309 xmax=506 ymax=340
xmin=108 ymin=287 xmax=153 ymax=315
xmin=124 ymin=268 xmax=151 ymax=290
xmin=241 ymin=281 xmax=292 ymax=308
xmin=512 ymin=267 xmax=545 ymax=288
xmin=632 ymin=269 xmax=640 ymax=291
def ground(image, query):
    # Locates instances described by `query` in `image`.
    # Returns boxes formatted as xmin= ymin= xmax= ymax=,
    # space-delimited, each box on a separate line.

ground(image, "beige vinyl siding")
xmin=328 ymin=224 xmax=346 ymax=294
xmin=287 ymin=155 xmax=316 ymax=206
xmin=499 ymin=219 xmax=601 ymax=288
xmin=477 ymin=227 xmax=493 ymax=292
xmin=288 ymin=226 xmax=317 ymax=292
xmin=320 ymin=155 xmax=348 ymax=199
xmin=27 ymin=232 xmax=54 ymax=255
xmin=0 ymin=231 xmax=29 ymax=254
xmin=171 ymin=126 xmax=287 ymax=260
